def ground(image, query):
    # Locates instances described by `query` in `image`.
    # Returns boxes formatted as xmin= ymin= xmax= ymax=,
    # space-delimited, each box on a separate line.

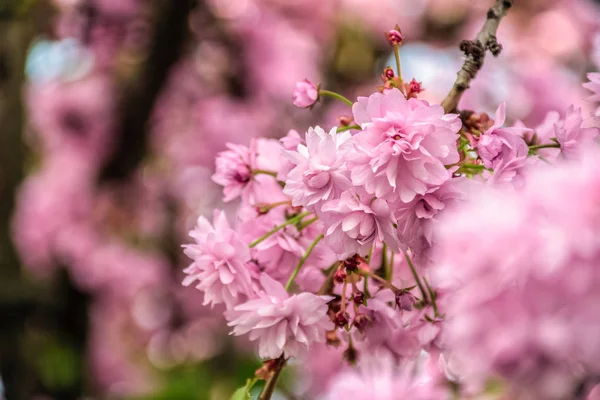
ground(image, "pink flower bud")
xmin=353 ymin=313 xmax=370 ymax=333
xmin=334 ymin=268 xmax=347 ymax=284
xmin=343 ymin=255 xmax=359 ymax=274
xmin=334 ymin=311 xmax=350 ymax=328
xmin=292 ymin=79 xmax=319 ymax=108
xmin=382 ymin=66 xmax=395 ymax=82
xmin=404 ymin=78 xmax=424 ymax=99
xmin=338 ymin=115 xmax=353 ymax=126
xmin=395 ymin=291 xmax=416 ymax=312
xmin=385 ymin=27 xmax=404 ymax=46
xmin=352 ymin=290 xmax=365 ymax=305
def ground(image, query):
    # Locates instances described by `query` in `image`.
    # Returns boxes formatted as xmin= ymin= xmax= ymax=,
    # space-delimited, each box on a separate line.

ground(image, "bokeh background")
xmin=1 ymin=0 xmax=599 ymax=399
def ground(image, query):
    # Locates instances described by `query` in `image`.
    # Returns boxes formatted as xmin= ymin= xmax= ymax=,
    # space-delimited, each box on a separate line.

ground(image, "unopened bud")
xmin=385 ymin=26 xmax=404 ymax=46
xmin=382 ymin=66 xmax=395 ymax=81
xmin=352 ymin=290 xmax=365 ymax=305
xmin=404 ymin=78 xmax=424 ymax=99
xmin=333 ymin=311 xmax=350 ymax=328
xmin=338 ymin=115 xmax=353 ymax=126
xmin=255 ymin=203 xmax=271 ymax=215
xmin=334 ymin=268 xmax=347 ymax=284
xmin=292 ymin=79 xmax=319 ymax=108
xmin=353 ymin=313 xmax=371 ymax=333
xmin=395 ymin=291 xmax=416 ymax=312
xmin=344 ymin=256 xmax=359 ymax=274
xmin=343 ymin=345 xmax=358 ymax=364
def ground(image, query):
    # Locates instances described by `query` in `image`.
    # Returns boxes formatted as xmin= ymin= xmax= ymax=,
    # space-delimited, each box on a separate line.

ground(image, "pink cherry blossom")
xmin=583 ymin=72 xmax=600 ymax=103
xmin=319 ymin=190 xmax=400 ymax=259
xmin=349 ymin=89 xmax=461 ymax=203
xmin=433 ymin=149 xmax=600 ymax=399
xmin=182 ymin=210 xmax=254 ymax=309
xmin=212 ymin=143 xmax=254 ymax=202
xmin=283 ymin=126 xmax=352 ymax=211
xmin=225 ymin=274 xmax=333 ymax=359
xmin=476 ymin=103 xmax=531 ymax=185
xmin=323 ymin=349 xmax=446 ymax=399
xmin=555 ymin=106 xmax=599 ymax=158
xmin=395 ymin=177 xmax=464 ymax=258
xmin=292 ymin=79 xmax=319 ymax=108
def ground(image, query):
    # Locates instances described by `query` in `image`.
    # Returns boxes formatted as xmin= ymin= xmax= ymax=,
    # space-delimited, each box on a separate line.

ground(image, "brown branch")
xmin=259 ymin=356 xmax=286 ymax=400
xmin=441 ymin=0 xmax=513 ymax=113
xmin=99 ymin=0 xmax=194 ymax=181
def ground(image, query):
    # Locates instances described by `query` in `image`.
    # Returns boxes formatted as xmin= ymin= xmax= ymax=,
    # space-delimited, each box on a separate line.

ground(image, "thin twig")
xmin=441 ymin=0 xmax=513 ymax=113
xmin=259 ymin=356 xmax=286 ymax=400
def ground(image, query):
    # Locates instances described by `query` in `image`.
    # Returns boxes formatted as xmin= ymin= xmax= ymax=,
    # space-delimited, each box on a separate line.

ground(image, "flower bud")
xmin=338 ymin=115 xmax=353 ymax=126
xmin=344 ymin=256 xmax=359 ymax=274
xmin=385 ymin=26 xmax=404 ymax=46
xmin=395 ymin=291 xmax=416 ymax=312
xmin=292 ymin=79 xmax=319 ymax=108
xmin=352 ymin=290 xmax=364 ymax=305
xmin=333 ymin=311 xmax=350 ymax=328
xmin=343 ymin=345 xmax=358 ymax=364
xmin=353 ymin=313 xmax=371 ymax=333
xmin=334 ymin=268 xmax=347 ymax=284
xmin=381 ymin=66 xmax=395 ymax=82
xmin=404 ymin=78 xmax=424 ymax=99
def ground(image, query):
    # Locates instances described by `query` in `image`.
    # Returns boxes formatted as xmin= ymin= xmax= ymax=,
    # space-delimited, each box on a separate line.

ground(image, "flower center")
xmin=303 ymin=170 xmax=330 ymax=189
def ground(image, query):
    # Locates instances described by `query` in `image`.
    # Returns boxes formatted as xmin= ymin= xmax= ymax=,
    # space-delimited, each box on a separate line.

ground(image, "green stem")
xmin=285 ymin=234 xmax=324 ymax=291
xmin=297 ymin=216 xmax=318 ymax=231
xmin=337 ymin=124 xmax=361 ymax=133
xmin=393 ymin=46 xmax=404 ymax=93
xmin=366 ymin=243 xmax=374 ymax=263
xmin=528 ymin=142 xmax=560 ymax=151
xmin=319 ymin=90 xmax=353 ymax=107
xmin=380 ymin=243 xmax=388 ymax=279
xmin=423 ymin=277 xmax=440 ymax=318
xmin=361 ymin=270 xmax=400 ymax=292
xmin=250 ymin=212 xmax=311 ymax=248
xmin=253 ymin=169 xmax=278 ymax=177
xmin=387 ymin=251 xmax=395 ymax=281
xmin=405 ymin=253 xmax=427 ymax=302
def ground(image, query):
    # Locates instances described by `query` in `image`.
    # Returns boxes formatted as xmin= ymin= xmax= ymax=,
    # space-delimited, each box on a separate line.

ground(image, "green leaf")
xmin=230 ymin=378 xmax=257 ymax=400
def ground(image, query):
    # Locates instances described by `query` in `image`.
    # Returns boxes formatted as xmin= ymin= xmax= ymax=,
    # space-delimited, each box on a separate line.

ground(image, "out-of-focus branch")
xmin=99 ymin=0 xmax=195 ymax=181
xmin=259 ymin=356 xmax=286 ymax=400
xmin=441 ymin=0 xmax=513 ymax=113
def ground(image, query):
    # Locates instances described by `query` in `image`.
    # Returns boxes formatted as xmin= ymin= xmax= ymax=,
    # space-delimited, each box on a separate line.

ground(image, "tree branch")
xmin=259 ymin=356 xmax=286 ymax=400
xmin=99 ymin=0 xmax=194 ymax=181
xmin=441 ymin=0 xmax=513 ymax=113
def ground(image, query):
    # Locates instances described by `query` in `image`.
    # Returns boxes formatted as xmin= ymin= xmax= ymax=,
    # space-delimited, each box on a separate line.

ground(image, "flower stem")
xmin=297 ymin=216 xmax=318 ymax=231
xmin=393 ymin=46 xmax=405 ymax=94
xmin=285 ymin=234 xmax=324 ymax=291
xmin=362 ymin=270 xmax=400 ymax=292
xmin=249 ymin=212 xmax=312 ymax=248
xmin=528 ymin=142 xmax=560 ymax=152
xmin=387 ymin=251 xmax=395 ymax=281
xmin=319 ymin=90 xmax=353 ymax=107
xmin=405 ymin=253 xmax=427 ymax=302
xmin=337 ymin=124 xmax=361 ymax=133
xmin=423 ymin=277 xmax=440 ymax=318
xmin=253 ymin=169 xmax=278 ymax=177
xmin=259 ymin=356 xmax=286 ymax=400
xmin=380 ymin=243 xmax=388 ymax=279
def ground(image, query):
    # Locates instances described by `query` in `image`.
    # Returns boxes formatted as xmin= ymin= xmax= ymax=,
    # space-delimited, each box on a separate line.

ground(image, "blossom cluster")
xmin=10 ymin=0 xmax=600 ymax=397
xmin=181 ymin=22 xmax=600 ymax=398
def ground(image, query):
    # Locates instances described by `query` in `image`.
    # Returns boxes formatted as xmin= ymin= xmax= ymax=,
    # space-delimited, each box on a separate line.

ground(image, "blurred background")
xmin=0 ymin=0 xmax=599 ymax=398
